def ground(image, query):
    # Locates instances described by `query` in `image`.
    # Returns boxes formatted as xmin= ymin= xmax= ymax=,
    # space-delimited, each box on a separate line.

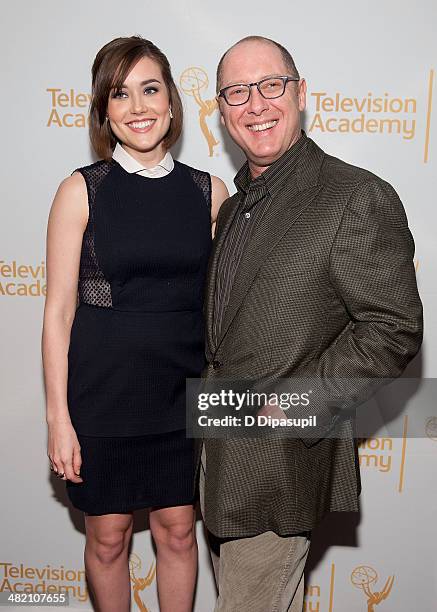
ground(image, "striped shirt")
xmin=213 ymin=131 xmax=308 ymax=346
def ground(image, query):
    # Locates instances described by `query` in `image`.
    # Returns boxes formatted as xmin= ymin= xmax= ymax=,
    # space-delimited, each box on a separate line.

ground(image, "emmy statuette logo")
xmin=129 ymin=553 xmax=156 ymax=611
xmin=425 ymin=416 xmax=437 ymax=441
xmin=350 ymin=566 xmax=394 ymax=611
xmin=180 ymin=67 xmax=219 ymax=156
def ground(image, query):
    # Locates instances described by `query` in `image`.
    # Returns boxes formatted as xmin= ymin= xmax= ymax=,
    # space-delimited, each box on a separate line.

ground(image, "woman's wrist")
xmin=46 ymin=407 xmax=71 ymax=426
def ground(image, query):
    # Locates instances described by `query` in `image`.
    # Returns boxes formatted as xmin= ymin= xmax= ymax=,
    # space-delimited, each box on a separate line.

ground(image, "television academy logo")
xmin=358 ymin=415 xmax=409 ymax=493
xmin=308 ymin=69 xmax=434 ymax=162
xmin=303 ymin=583 xmax=321 ymax=611
xmin=0 ymin=259 xmax=46 ymax=297
xmin=358 ymin=438 xmax=393 ymax=473
xmin=46 ymin=88 xmax=90 ymax=128
xmin=308 ymin=91 xmax=417 ymax=140
xmin=0 ymin=561 xmax=87 ymax=602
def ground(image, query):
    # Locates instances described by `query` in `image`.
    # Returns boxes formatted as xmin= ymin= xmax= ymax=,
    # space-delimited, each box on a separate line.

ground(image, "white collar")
xmin=112 ymin=143 xmax=174 ymax=178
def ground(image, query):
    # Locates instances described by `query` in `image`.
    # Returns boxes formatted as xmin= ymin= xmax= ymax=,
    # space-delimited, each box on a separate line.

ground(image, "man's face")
xmin=218 ymin=40 xmax=306 ymax=176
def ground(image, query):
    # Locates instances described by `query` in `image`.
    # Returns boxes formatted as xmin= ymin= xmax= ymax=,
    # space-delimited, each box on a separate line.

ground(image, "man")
xmin=197 ymin=36 xmax=422 ymax=612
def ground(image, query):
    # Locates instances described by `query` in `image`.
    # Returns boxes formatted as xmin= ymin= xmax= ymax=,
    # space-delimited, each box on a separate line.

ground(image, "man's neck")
xmin=248 ymin=131 xmax=303 ymax=179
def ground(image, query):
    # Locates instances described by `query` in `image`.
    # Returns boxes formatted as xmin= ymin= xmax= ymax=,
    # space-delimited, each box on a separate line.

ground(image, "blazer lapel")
xmin=217 ymin=183 xmax=323 ymax=350
xmin=205 ymin=193 xmax=241 ymax=356
xmin=215 ymin=138 xmax=326 ymax=352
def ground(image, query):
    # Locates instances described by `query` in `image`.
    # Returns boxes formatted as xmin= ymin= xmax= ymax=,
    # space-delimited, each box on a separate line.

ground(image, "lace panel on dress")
xmin=76 ymin=161 xmax=113 ymax=307
xmin=187 ymin=167 xmax=212 ymax=211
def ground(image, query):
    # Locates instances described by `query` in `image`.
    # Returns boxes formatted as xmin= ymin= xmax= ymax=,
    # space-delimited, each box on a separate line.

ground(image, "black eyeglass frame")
xmin=218 ymin=75 xmax=300 ymax=106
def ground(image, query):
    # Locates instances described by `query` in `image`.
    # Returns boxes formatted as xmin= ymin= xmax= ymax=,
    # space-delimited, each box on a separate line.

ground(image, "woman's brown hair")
xmin=89 ymin=36 xmax=183 ymax=159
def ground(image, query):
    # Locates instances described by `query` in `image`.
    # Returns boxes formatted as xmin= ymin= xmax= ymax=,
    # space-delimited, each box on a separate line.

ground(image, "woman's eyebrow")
xmin=117 ymin=79 xmax=162 ymax=88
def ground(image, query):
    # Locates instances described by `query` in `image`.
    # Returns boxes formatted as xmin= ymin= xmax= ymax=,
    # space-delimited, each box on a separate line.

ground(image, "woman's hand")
xmin=48 ymin=420 xmax=83 ymax=483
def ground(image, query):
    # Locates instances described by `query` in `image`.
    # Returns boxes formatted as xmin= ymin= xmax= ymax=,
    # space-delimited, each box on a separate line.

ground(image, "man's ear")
xmin=298 ymin=79 xmax=307 ymax=112
xmin=216 ymin=96 xmax=226 ymax=126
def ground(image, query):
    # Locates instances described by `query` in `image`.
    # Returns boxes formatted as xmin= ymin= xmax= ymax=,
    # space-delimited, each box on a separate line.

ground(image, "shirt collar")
xmin=234 ymin=130 xmax=308 ymax=211
xmin=112 ymin=143 xmax=174 ymax=178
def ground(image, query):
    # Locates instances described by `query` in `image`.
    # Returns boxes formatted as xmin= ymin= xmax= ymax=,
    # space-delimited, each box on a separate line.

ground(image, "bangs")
xmin=109 ymin=49 xmax=146 ymax=92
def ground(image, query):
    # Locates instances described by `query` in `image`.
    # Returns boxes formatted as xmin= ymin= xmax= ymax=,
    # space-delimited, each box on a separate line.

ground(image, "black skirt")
xmin=66 ymin=429 xmax=197 ymax=515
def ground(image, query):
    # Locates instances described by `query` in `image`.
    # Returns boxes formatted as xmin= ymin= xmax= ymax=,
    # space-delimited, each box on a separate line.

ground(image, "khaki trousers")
xmin=199 ymin=445 xmax=311 ymax=612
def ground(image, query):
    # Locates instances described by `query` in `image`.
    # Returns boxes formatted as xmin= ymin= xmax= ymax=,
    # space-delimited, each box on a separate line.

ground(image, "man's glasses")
xmin=218 ymin=76 xmax=300 ymax=106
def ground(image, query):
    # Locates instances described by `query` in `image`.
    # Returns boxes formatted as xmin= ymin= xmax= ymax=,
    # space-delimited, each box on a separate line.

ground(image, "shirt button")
xmin=211 ymin=360 xmax=222 ymax=370
xmin=245 ymin=212 xmax=251 ymax=219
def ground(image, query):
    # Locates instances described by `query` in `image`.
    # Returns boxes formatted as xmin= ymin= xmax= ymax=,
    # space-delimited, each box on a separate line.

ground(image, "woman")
xmin=42 ymin=36 xmax=228 ymax=612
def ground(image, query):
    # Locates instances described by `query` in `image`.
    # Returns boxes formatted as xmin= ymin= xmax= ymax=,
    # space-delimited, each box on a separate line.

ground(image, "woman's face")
xmin=107 ymin=56 xmax=171 ymax=164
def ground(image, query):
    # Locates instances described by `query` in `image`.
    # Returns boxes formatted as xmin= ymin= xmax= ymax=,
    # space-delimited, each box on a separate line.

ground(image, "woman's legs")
xmin=149 ymin=504 xmax=198 ymax=612
xmin=84 ymin=513 xmax=133 ymax=612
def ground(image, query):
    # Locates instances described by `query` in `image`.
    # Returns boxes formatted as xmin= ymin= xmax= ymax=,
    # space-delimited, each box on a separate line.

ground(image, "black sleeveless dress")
xmin=65 ymin=158 xmax=212 ymax=515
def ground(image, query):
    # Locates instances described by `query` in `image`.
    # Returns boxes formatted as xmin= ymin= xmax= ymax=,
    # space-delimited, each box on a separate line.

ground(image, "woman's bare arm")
xmin=42 ymin=172 xmax=88 ymax=482
xmin=210 ymin=175 xmax=229 ymax=238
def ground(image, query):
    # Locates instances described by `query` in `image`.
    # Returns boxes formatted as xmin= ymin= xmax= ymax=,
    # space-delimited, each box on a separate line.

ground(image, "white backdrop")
xmin=1 ymin=1 xmax=436 ymax=610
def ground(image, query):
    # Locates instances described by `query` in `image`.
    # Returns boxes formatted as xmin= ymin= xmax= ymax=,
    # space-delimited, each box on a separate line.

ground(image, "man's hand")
xmin=257 ymin=403 xmax=288 ymax=419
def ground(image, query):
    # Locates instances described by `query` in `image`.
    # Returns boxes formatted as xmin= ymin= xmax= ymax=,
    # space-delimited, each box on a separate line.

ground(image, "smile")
xmin=127 ymin=119 xmax=156 ymax=131
xmin=247 ymin=120 xmax=278 ymax=132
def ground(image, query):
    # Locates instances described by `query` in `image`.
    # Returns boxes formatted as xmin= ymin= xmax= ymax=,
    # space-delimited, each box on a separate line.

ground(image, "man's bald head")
xmin=216 ymin=36 xmax=300 ymax=93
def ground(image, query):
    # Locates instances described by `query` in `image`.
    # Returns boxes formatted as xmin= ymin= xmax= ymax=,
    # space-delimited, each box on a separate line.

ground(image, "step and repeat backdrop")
xmin=1 ymin=1 xmax=436 ymax=610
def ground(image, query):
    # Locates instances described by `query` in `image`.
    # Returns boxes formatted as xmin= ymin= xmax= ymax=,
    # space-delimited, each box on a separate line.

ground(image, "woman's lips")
xmin=126 ymin=119 xmax=156 ymax=133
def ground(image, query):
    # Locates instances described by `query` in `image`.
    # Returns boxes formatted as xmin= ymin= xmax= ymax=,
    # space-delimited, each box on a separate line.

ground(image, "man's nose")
xmin=246 ymin=86 xmax=269 ymax=115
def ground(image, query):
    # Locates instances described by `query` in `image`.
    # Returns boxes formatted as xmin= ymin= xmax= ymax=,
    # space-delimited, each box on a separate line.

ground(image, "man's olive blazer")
xmin=197 ymin=137 xmax=423 ymax=538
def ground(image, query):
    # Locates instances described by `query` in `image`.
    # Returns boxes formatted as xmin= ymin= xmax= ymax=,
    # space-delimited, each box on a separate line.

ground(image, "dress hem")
xmin=69 ymin=495 xmax=199 ymax=516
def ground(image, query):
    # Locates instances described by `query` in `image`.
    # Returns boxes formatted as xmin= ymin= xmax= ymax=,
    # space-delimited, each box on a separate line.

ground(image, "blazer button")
xmin=211 ymin=360 xmax=222 ymax=370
